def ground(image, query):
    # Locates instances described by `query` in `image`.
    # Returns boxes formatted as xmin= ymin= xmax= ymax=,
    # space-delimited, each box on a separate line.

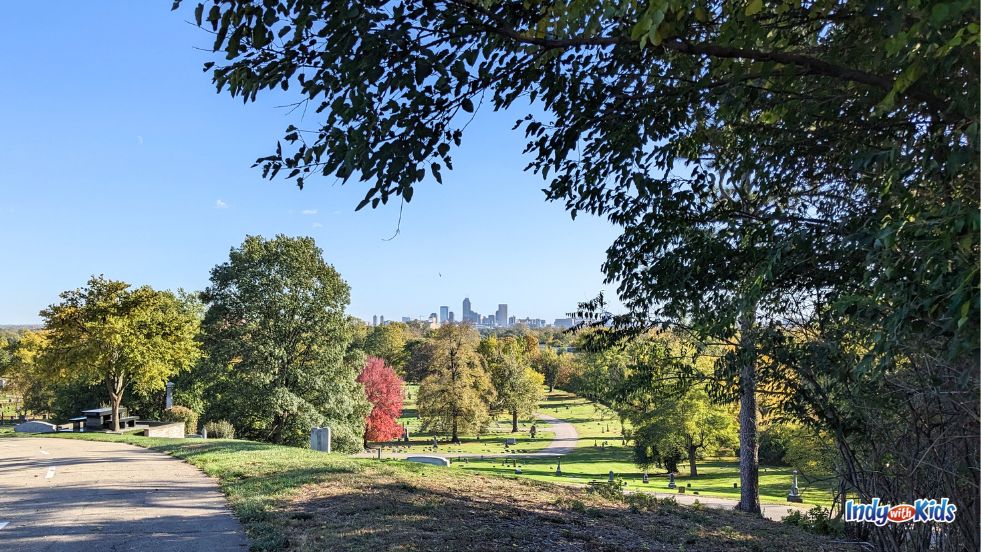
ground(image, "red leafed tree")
xmin=357 ymin=356 xmax=405 ymax=447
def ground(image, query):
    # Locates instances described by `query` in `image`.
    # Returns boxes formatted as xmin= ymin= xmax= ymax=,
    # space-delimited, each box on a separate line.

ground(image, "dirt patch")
xmin=274 ymin=469 xmax=858 ymax=552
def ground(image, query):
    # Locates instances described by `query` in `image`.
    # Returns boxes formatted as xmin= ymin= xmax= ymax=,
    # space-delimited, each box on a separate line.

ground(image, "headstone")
xmin=310 ymin=427 xmax=332 ymax=452
xmin=608 ymin=470 xmax=615 ymax=483
xmin=202 ymin=427 xmax=208 ymax=439
xmin=667 ymin=473 xmax=676 ymax=489
xmin=642 ymin=471 xmax=649 ymax=484
xmin=515 ymin=467 xmax=522 ymax=474
xmin=164 ymin=381 xmax=174 ymax=410
xmin=505 ymin=437 xmax=517 ymax=446
xmin=530 ymin=425 xmax=537 ymax=439
xmin=678 ymin=486 xmax=685 ymax=494
xmin=432 ymin=436 xmax=438 ymax=448
xmin=14 ymin=421 xmax=56 ymax=433
xmin=376 ymin=448 xmax=382 ymax=460
xmin=555 ymin=461 xmax=562 ymax=476
xmin=787 ymin=469 xmax=803 ymax=502
xmin=405 ymin=455 xmax=450 ymax=467
xmin=403 ymin=427 xmax=410 ymax=443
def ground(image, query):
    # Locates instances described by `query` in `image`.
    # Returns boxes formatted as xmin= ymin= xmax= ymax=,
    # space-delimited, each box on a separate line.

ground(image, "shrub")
xmin=203 ymin=419 xmax=236 ymax=439
xmin=782 ymin=505 xmax=844 ymax=536
xmin=162 ymin=405 xmax=199 ymax=435
xmin=586 ymin=478 xmax=626 ymax=502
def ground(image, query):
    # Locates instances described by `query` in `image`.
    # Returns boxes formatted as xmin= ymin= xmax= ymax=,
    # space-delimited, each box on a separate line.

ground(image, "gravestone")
xmin=505 ymin=437 xmax=517 ymax=446
xmin=310 ymin=427 xmax=332 ymax=453
xmin=667 ymin=473 xmax=676 ymax=489
xmin=787 ymin=469 xmax=803 ymax=502
xmin=164 ymin=381 xmax=174 ymax=410
xmin=403 ymin=427 xmax=410 ymax=443
xmin=432 ymin=436 xmax=438 ymax=448
xmin=555 ymin=461 xmax=562 ymax=476
xmin=642 ymin=471 xmax=649 ymax=484
xmin=14 ymin=420 xmax=56 ymax=433
xmin=405 ymin=455 xmax=450 ymax=467
xmin=608 ymin=470 xmax=615 ymax=482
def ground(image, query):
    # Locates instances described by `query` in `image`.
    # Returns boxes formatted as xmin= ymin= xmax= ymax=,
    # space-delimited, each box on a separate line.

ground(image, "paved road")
xmin=0 ymin=437 xmax=249 ymax=552
xmin=354 ymin=413 xmax=580 ymax=460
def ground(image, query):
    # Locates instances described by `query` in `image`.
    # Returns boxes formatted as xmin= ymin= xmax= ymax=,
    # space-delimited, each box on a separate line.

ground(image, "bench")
xmin=118 ymin=416 xmax=138 ymax=429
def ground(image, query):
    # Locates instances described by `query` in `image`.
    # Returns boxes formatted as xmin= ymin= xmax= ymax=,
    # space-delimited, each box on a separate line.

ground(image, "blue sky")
xmin=0 ymin=2 xmax=622 ymax=325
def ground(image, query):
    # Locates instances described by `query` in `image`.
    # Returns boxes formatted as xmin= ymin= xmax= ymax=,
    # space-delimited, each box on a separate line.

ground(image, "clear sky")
xmin=0 ymin=2 xmax=623 ymax=325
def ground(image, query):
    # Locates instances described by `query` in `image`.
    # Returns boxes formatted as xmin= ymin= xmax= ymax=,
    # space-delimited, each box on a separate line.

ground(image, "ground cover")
xmin=3 ymin=431 xmax=853 ymax=552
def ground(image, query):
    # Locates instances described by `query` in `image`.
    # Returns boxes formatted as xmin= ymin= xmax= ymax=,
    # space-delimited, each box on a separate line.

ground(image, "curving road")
xmin=0 ymin=437 xmax=249 ymax=552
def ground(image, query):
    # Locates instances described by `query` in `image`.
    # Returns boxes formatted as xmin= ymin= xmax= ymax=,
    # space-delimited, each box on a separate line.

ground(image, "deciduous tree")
xmin=201 ymin=235 xmax=370 ymax=450
xmin=40 ymin=276 xmax=201 ymax=431
xmin=357 ymin=356 xmax=405 ymax=447
xmin=417 ymin=324 xmax=493 ymax=442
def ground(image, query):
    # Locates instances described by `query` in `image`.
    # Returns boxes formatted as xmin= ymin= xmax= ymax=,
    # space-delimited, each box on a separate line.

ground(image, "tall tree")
xmin=483 ymin=336 xmax=545 ymax=432
xmin=201 ymin=235 xmax=370 ymax=450
xmin=357 ymin=356 xmax=405 ymax=447
xmin=417 ymin=324 xmax=494 ymax=442
xmin=41 ymin=276 xmax=201 ymax=431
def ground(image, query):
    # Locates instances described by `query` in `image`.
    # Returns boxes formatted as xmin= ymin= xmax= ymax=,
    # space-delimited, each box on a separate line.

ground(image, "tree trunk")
xmin=106 ymin=374 xmax=123 ymax=432
xmin=511 ymin=410 xmax=519 ymax=432
xmin=451 ymin=416 xmax=460 ymax=443
xmin=737 ymin=307 xmax=761 ymax=515
xmin=688 ymin=444 xmax=699 ymax=477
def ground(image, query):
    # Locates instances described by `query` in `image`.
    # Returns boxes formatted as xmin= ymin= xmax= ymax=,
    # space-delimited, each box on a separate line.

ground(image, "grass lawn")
xmin=2 ymin=431 xmax=852 ymax=552
xmin=458 ymin=390 xmax=836 ymax=508
xmin=376 ymin=383 xmax=555 ymax=456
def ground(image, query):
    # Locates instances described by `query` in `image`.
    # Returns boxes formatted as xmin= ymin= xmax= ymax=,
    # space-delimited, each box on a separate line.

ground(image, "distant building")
xmin=552 ymin=318 xmax=575 ymax=329
xmin=508 ymin=316 xmax=516 ymax=326
xmin=496 ymin=304 xmax=508 ymax=327
xmin=372 ymin=315 xmax=378 ymax=326
xmin=463 ymin=297 xmax=472 ymax=322
xmin=428 ymin=313 xmax=439 ymax=329
xmin=448 ymin=311 xmax=455 ymax=323
xmin=402 ymin=317 xmax=411 ymax=323
xmin=439 ymin=306 xmax=449 ymax=323
xmin=379 ymin=315 xmax=385 ymax=325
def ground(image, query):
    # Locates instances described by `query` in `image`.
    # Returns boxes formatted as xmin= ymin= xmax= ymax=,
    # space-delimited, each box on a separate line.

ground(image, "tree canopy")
xmin=201 ymin=234 xmax=370 ymax=450
xmin=40 ymin=276 xmax=201 ymax=431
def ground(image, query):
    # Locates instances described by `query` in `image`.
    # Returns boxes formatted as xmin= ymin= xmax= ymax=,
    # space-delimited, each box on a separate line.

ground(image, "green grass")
xmin=456 ymin=390 xmax=836 ymax=508
xmin=2 ymin=431 xmax=852 ymax=552
xmin=379 ymin=383 xmax=555 ymax=456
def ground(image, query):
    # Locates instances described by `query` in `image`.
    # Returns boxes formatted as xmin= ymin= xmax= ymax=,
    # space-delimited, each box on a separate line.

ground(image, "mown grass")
xmin=3 ymin=431 xmax=854 ymax=552
xmin=457 ymin=390 xmax=836 ymax=507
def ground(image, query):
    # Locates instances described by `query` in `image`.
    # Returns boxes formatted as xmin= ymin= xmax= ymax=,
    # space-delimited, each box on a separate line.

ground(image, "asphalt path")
xmin=0 ymin=437 xmax=249 ymax=552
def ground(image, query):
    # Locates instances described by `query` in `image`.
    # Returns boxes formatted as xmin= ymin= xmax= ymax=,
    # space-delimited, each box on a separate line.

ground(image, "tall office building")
xmin=439 ymin=306 xmax=449 ymax=323
xmin=372 ymin=315 xmax=378 ymax=326
xmin=379 ymin=315 xmax=385 ymax=325
xmin=448 ymin=311 xmax=455 ymax=323
xmin=463 ymin=297 xmax=472 ymax=322
xmin=496 ymin=304 xmax=508 ymax=327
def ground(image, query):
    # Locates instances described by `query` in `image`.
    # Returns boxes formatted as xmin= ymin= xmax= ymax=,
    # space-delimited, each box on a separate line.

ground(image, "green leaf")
xmin=461 ymin=98 xmax=474 ymax=112
xmin=745 ymin=0 xmax=763 ymax=16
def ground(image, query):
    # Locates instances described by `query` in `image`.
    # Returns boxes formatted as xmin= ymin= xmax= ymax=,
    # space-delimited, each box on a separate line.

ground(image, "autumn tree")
xmin=357 ymin=356 xmax=405 ymax=448
xmin=364 ymin=322 xmax=408 ymax=370
xmin=482 ymin=336 xmax=545 ymax=432
xmin=40 ymin=276 xmax=201 ymax=431
xmin=417 ymin=324 xmax=494 ymax=442
xmin=201 ymin=235 xmax=370 ymax=450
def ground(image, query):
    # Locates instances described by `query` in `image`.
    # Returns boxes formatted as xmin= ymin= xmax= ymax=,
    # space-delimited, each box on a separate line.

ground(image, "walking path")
xmin=0 ymin=437 xmax=249 ymax=552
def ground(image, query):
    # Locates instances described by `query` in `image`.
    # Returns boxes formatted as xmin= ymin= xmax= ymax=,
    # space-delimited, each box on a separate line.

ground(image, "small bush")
xmin=586 ymin=478 xmax=626 ymax=501
xmin=624 ymin=492 xmax=660 ymax=512
xmin=204 ymin=420 xmax=236 ymax=439
xmin=782 ymin=505 xmax=844 ymax=536
xmin=162 ymin=405 xmax=199 ymax=435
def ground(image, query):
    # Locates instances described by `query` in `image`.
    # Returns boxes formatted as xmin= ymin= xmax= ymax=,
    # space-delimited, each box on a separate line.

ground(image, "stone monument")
xmin=787 ymin=469 xmax=803 ymax=503
xmin=310 ymin=426 xmax=332 ymax=453
xmin=165 ymin=381 xmax=174 ymax=410
xmin=667 ymin=472 xmax=676 ymax=489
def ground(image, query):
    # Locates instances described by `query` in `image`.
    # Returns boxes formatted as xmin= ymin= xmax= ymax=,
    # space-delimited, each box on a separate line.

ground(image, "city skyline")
xmin=368 ymin=295 xmax=571 ymax=329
